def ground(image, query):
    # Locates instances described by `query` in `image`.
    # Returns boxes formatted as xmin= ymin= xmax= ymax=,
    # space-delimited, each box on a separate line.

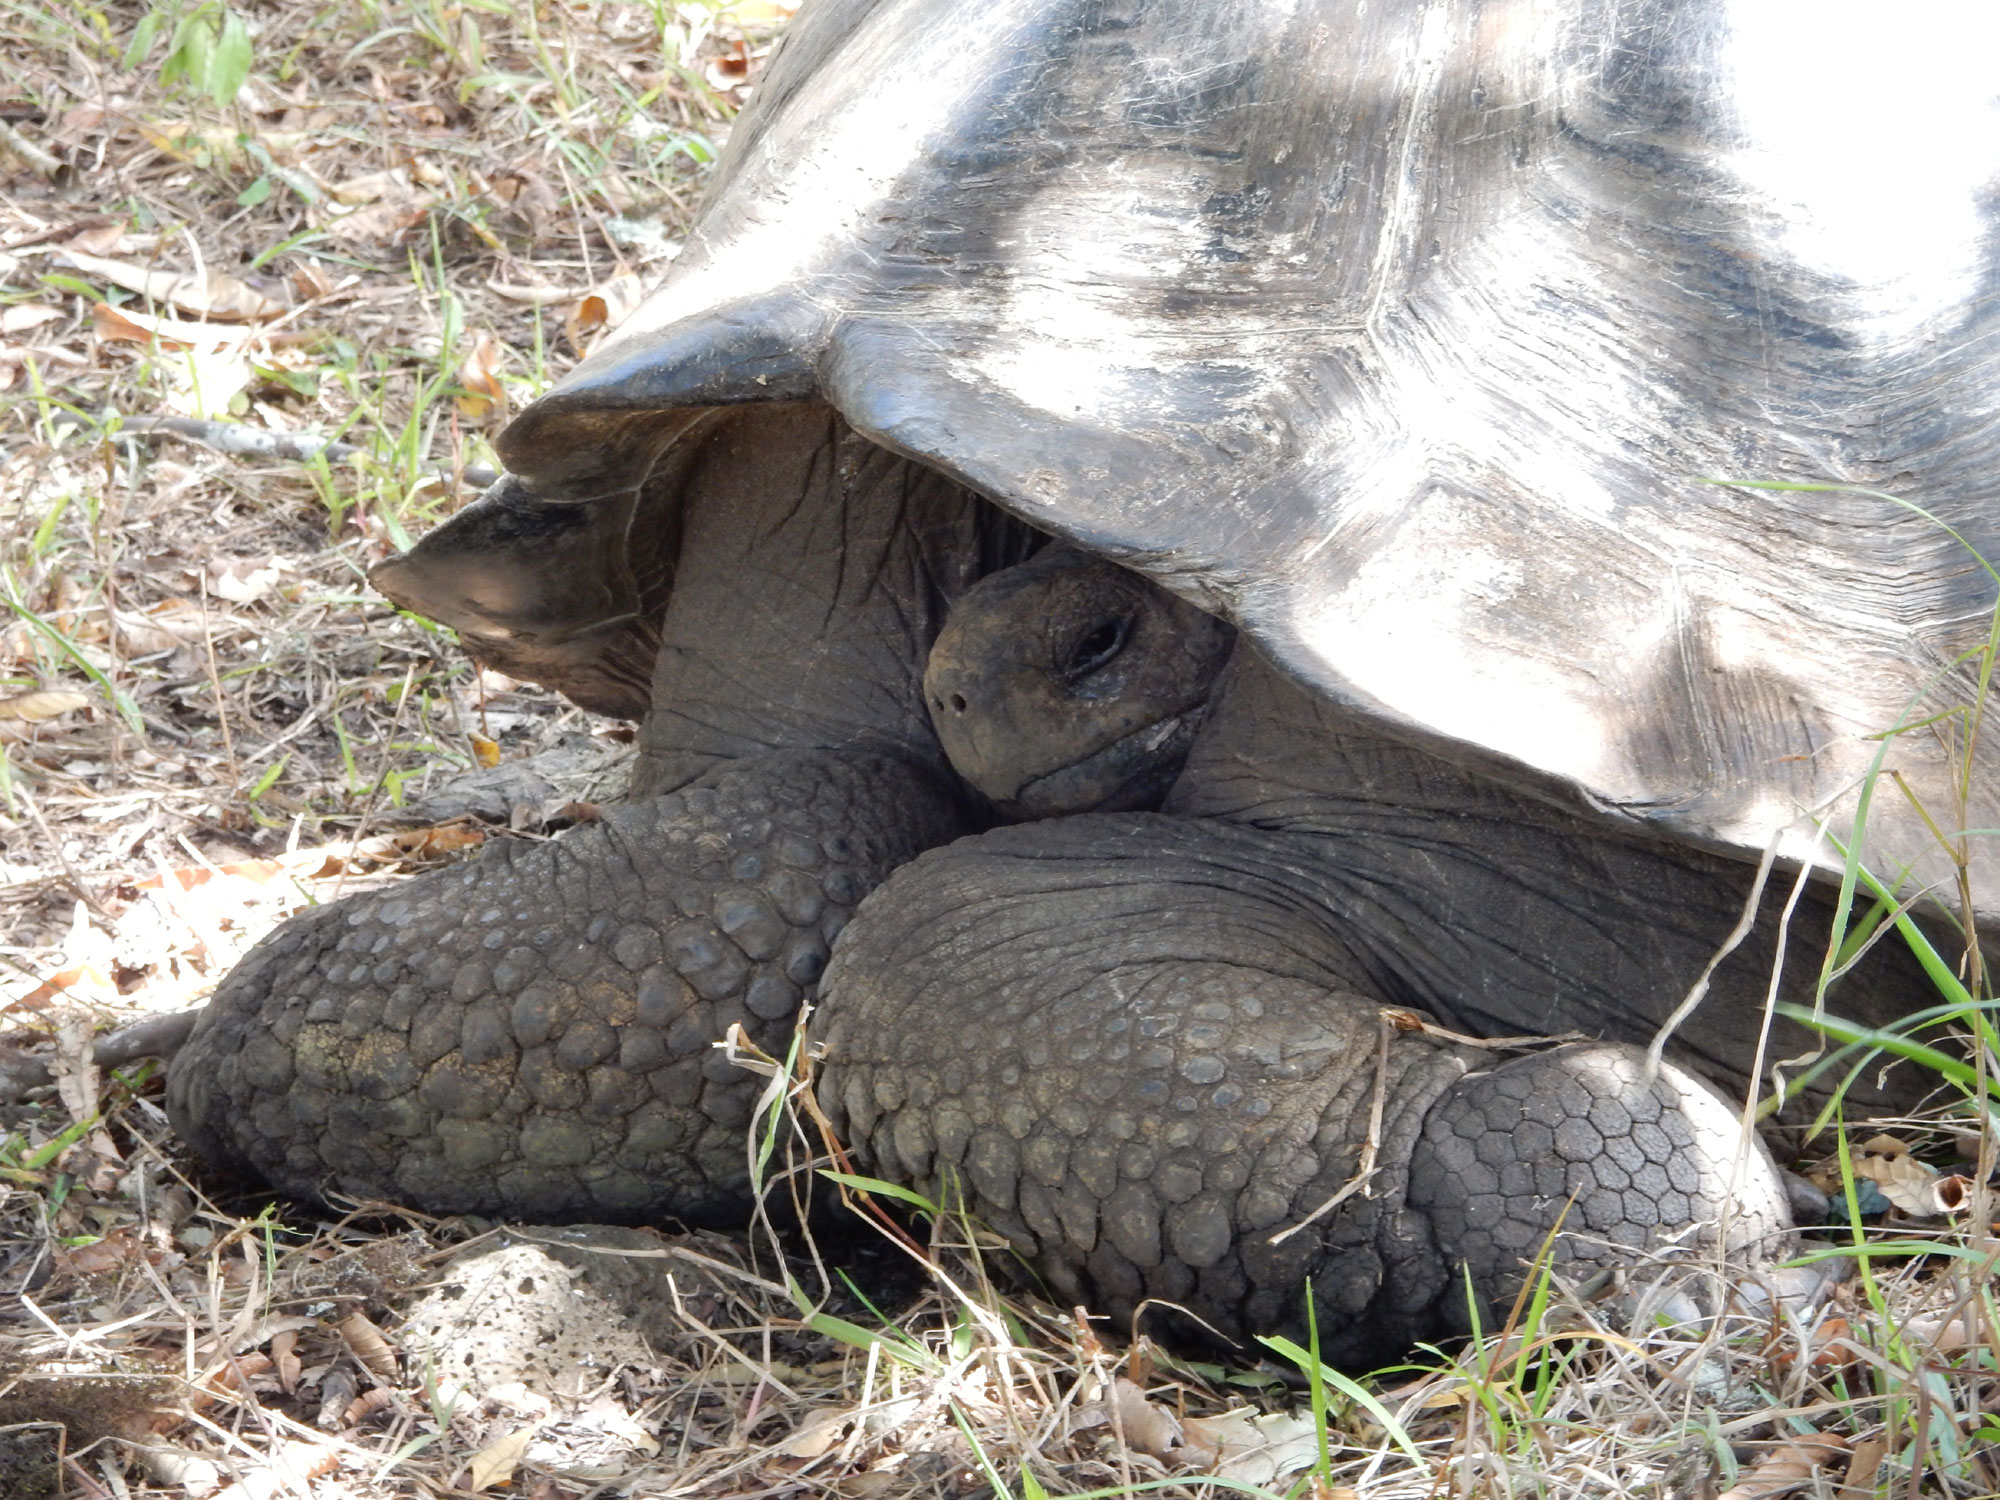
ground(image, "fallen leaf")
xmin=113 ymin=602 xmax=202 ymax=654
xmin=565 ymin=293 xmax=608 ymax=353
xmin=329 ymin=167 xmax=411 ymax=204
xmin=325 ymin=185 xmax=433 ymax=246
xmin=1105 ymin=1378 xmax=1180 ymax=1458
xmin=289 ymin=259 xmax=335 ymax=299
xmin=1934 ymin=1174 xmax=1975 ymax=1214
xmin=139 ymin=121 xmax=251 ymax=167
xmin=206 ymin=555 xmax=290 ymax=603
xmin=338 ymin=1311 xmax=399 ymax=1381
xmin=62 ymin=221 xmax=127 ymax=255
xmin=467 ymin=1425 xmax=538 ymax=1490
xmin=66 ymin=249 xmax=283 ymax=320
xmin=1851 ymin=1140 xmax=1944 ymax=1216
xmin=271 ymin=1328 xmax=301 ymax=1394
xmin=2 ymin=303 xmax=63 ymax=334
xmin=93 ymin=301 xmax=246 ymax=351
xmin=1837 ymin=1437 xmax=1888 ymax=1500
xmin=10 ymin=963 xmax=117 ymax=1010
xmin=0 ymin=689 xmax=90 ymax=722
xmin=781 ymin=1408 xmax=854 ymax=1459
xmin=455 ymin=331 xmax=507 ymax=421
xmin=1717 ymin=1432 xmax=1847 ymax=1500
xmin=1902 ymin=1312 xmax=1988 ymax=1353
xmin=132 ymin=855 xmax=287 ymax=892
xmin=53 ymin=1019 xmax=99 ymax=1129
xmin=1174 ymin=1407 xmax=1324 ymax=1485
xmin=343 ymin=1387 xmax=396 ymax=1425
xmin=1772 ymin=1315 xmax=1859 ymax=1373
xmin=344 ymin=824 xmax=489 ymax=863
xmin=57 ymin=1227 xmax=141 ymax=1278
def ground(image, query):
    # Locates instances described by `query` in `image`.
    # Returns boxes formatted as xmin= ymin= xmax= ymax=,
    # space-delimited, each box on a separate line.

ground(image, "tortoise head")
xmin=926 ymin=549 xmax=1234 ymax=821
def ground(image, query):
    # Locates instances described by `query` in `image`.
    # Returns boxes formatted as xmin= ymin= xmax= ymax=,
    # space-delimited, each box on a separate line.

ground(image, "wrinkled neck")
xmin=1165 ymin=645 xmax=1566 ymax=834
xmin=637 ymin=404 xmax=1035 ymax=794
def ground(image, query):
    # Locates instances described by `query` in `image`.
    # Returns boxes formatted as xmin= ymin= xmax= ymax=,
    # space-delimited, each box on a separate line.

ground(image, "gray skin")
xmin=816 ymin=552 xmax=1928 ymax=1360
xmin=925 ymin=548 xmax=1236 ymax=821
xmin=167 ymin=404 xmax=1034 ymax=1224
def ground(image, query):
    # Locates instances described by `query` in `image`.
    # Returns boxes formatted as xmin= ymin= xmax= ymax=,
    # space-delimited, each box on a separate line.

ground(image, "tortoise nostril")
xmin=949 ymin=692 xmax=968 ymax=714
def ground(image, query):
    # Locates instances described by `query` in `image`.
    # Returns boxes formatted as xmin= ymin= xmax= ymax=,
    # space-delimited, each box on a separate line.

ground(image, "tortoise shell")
xmin=378 ymin=0 xmax=2000 ymax=917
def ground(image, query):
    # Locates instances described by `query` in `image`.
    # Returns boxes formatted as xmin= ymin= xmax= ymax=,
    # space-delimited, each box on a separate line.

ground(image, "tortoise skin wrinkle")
xmin=168 ymin=0 xmax=1998 ymax=1355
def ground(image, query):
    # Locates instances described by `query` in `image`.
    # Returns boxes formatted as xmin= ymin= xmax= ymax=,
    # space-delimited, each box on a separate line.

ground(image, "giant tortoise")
xmin=167 ymin=0 xmax=2000 ymax=1360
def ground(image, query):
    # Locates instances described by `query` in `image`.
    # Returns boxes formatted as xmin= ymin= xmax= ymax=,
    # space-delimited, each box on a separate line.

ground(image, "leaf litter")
xmin=4 ymin=1 xmax=2000 ymax=1496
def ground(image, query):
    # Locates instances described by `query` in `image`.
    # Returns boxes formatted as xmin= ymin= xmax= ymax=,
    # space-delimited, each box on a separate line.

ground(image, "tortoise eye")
xmin=1065 ymin=616 xmax=1129 ymax=679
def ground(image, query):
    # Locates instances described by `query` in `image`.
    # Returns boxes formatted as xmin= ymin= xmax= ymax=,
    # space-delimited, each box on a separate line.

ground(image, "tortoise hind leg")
xmin=816 ymin=813 xmax=1791 ymax=1354
xmin=168 ymin=748 xmax=964 ymax=1224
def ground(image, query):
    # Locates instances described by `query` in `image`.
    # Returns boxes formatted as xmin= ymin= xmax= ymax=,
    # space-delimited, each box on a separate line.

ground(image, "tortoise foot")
xmin=1406 ymin=1043 xmax=1791 ymax=1335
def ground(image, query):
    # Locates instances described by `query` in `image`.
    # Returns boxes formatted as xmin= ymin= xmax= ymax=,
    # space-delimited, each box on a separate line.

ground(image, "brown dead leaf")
xmin=271 ymin=1328 xmax=302 ymax=1395
xmin=1903 ymin=1312 xmax=1992 ymax=1354
xmin=140 ymin=121 xmax=251 ymax=167
xmin=132 ymin=855 xmax=287 ymax=893
xmin=54 ymin=1019 xmax=98 ymax=1128
xmin=356 ymin=824 xmax=488 ymax=860
xmin=780 ymin=1408 xmax=854 ymax=1459
xmin=289 ymin=259 xmax=335 ymax=300
xmin=565 ymin=294 xmax=608 ymax=354
xmin=326 ymin=191 xmax=433 ymax=246
xmin=93 ymin=301 xmax=246 ymax=351
xmin=343 ymin=1387 xmax=396 ymax=1425
xmin=1 ymin=303 xmax=63 ymax=334
xmin=12 ymin=962 xmax=117 ymax=1010
xmin=1852 ymin=1138 xmax=1945 ymax=1215
xmin=467 ymin=1425 xmax=539 ymax=1491
xmin=456 ymin=331 xmax=507 ymax=422
xmin=0 ymin=688 xmax=90 ymax=722
xmin=338 ymin=1311 xmax=399 ymax=1382
xmin=1173 ymin=1408 xmax=1324 ymax=1486
xmin=57 ymin=1226 xmax=141 ymax=1278
xmin=62 ymin=221 xmax=127 ymax=255
xmin=1772 ymin=1315 xmax=1858 ymax=1373
xmin=113 ymin=601 xmax=202 ymax=654
xmin=1105 ymin=1378 xmax=1180 ymax=1458
xmin=1718 ymin=1432 xmax=1847 ymax=1500
xmin=565 ymin=272 xmax=646 ymax=356
xmin=330 ymin=168 xmax=410 ymax=204
xmin=1836 ymin=1438 xmax=1888 ymax=1500
xmin=66 ymin=249 xmax=283 ymax=321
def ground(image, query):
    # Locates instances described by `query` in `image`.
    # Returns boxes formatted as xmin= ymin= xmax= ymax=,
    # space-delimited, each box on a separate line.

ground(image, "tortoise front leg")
xmin=168 ymin=748 xmax=963 ymax=1224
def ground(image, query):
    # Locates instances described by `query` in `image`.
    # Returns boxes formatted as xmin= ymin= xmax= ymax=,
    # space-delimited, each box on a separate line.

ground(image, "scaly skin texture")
xmin=175 ymin=751 xmax=961 ymax=1222
xmin=169 ymin=403 xmax=1030 ymax=1221
xmin=817 ymin=814 xmax=1789 ymax=1359
xmin=1406 ymin=1045 xmax=1784 ymax=1338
